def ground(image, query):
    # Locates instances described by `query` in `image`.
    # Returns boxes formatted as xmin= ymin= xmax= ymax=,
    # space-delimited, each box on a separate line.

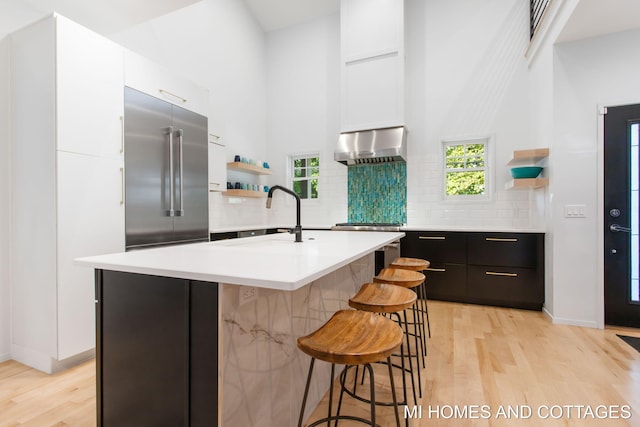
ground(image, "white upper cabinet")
xmin=124 ymin=49 xmax=209 ymax=117
xmin=340 ymin=0 xmax=405 ymax=132
xmin=56 ymin=16 xmax=124 ymax=158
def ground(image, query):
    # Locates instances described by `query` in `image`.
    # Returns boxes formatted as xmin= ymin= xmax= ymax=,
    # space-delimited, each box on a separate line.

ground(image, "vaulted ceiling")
xmin=0 ymin=0 xmax=639 ymax=46
xmin=556 ymin=0 xmax=640 ymax=43
xmin=0 ymin=0 xmax=202 ymax=36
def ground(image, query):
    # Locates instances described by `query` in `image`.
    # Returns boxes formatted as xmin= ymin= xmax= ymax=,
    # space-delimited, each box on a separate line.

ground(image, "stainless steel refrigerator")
xmin=124 ymin=86 xmax=209 ymax=250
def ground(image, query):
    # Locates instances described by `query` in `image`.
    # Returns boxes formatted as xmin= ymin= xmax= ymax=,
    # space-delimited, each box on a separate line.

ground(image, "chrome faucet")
xmin=266 ymin=185 xmax=302 ymax=242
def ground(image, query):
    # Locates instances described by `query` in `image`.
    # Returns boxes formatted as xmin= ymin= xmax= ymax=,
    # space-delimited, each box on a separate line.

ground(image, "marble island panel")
xmin=221 ymin=253 xmax=374 ymax=426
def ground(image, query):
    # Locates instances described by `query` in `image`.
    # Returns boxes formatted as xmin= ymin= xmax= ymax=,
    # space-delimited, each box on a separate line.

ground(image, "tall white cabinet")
xmin=340 ymin=0 xmax=405 ymax=132
xmin=10 ymin=15 xmax=125 ymax=372
xmin=0 ymin=37 xmax=10 ymax=362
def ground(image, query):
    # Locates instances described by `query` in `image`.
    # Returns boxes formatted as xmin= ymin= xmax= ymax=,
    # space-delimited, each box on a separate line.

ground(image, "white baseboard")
xmin=11 ymin=344 xmax=54 ymax=373
xmin=51 ymin=348 xmax=95 ymax=373
xmin=0 ymin=351 xmax=10 ymax=363
xmin=11 ymin=344 xmax=95 ymax=374
xmin=542 ymin=306 xmax=600 ymax=329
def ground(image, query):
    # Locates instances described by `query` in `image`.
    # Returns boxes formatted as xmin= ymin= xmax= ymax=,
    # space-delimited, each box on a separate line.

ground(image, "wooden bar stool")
xmin=297 ymin=309 xmax=403 ymax=427
xmin=373 ymin=268 xmax=427 ymax=374
xmin=390 ymin=257 xmax=432 ymax=346
xmin=348 ymin=282 xmax=419 ymax=415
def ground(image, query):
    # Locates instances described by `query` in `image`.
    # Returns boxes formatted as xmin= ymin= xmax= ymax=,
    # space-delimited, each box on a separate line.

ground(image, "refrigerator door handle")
xmin=176 ymin=129 xmax=185 ymax=216
xmin=167 ymin=126 xmax=175 ymax=217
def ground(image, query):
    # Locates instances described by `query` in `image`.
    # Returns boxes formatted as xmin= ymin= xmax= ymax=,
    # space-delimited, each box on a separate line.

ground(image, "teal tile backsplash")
xmin=348 ymin=162 xmax=407 ymax=224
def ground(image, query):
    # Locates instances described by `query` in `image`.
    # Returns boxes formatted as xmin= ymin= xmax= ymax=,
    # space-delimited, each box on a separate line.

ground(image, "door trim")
xmin=598 ymin=100 xmax=640 ymax=329
xmin=597 ymin=104 xmax=606 ymax=329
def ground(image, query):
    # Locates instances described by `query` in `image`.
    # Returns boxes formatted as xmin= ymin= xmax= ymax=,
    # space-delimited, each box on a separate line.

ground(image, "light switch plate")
xmin=564 ymin=204 xmax=587 ymax=218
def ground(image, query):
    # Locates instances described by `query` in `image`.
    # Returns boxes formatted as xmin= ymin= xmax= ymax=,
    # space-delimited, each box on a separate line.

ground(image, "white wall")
xmin=525 ymin=0 xmax=640 ymax=328
xmin=265 ymin=13 xmax=346 ymax=227
xmin=528 ymin=37 xmax=558 ymax=322
xmin=548 ymin=28 xmax=640 ymax=327
xmin=0 ymin=37 xmax=10 ymax=362
xmin=265 ymin=0 xmax=544 ymax=230
xmin=406 ymin=0 xmax=542 ymax=229
xmin=111 ymin=0 xmax=271 ymax=230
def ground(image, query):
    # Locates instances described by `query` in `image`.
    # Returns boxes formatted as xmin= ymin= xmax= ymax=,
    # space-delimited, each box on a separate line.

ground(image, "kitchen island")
xmin=75 ymin=230 xmax=404 ymax=427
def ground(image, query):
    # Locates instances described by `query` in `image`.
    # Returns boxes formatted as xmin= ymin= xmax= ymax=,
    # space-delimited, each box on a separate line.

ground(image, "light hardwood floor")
xmin=1 ymin=301 xmax=639 ymax=426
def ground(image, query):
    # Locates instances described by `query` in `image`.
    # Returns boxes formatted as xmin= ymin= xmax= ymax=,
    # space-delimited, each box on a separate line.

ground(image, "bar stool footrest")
xmin=341 ymin=365 xmax=410 ymax=407
xmin=307 ymin=414 xmax=383 ymax=427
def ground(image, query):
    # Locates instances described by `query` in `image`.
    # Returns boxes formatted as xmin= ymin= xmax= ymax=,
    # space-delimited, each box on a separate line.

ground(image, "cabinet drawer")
xmin=423 ymin=263 xmax=467 ymax=302
xmin=401 ymin=231 xmax=466 ymax=263
xmin=467 ymin=233 xmax=542 ymax=268
xmin=467 ymin=265 xmax=543 ymax=308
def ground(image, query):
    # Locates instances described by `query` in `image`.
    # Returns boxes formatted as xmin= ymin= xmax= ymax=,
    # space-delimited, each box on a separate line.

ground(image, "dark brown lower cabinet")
xmin=466 ymin=265 xmax=543 ymax=310
xmin=423 ymin=263 xmax=467 ymax=302
xmin=96 ymin=270 xmax=218 ymax=427
xmin=401 ymin=231 xmax=544 ymax=310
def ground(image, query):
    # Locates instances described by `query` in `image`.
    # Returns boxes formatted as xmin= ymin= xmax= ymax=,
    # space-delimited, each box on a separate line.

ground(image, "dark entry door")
xmin=604 ymin=104 xmax=640 ymax=327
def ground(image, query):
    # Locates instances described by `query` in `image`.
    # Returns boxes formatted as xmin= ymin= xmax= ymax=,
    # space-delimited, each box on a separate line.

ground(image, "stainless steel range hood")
xmin=334 ymin=126 xmax=407 ymax=165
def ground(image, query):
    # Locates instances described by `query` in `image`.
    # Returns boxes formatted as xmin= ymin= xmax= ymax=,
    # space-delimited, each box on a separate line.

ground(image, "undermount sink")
xmin=214 ymin=238 xmax=299 ymax=248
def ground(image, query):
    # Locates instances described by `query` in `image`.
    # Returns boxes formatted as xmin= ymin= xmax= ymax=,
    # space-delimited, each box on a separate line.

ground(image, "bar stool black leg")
xmin=386 ymin=357 xmax=401 ymax=427
xmin=299 ymin=358 xmax=316 ymax=427
xmin=328 ymin=363 xmax=335 ymax=427
xmin=411 ymin=305 xmax=423 ymax=397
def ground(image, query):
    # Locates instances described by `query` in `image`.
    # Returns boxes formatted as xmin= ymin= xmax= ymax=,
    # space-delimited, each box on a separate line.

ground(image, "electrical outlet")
xmin=239 ymin=286 xmax=258 ymax=305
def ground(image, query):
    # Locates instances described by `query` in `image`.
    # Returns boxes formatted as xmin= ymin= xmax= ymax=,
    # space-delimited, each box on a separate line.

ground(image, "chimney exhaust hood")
xmin=334 ymin=126 xmax=407 ymax=165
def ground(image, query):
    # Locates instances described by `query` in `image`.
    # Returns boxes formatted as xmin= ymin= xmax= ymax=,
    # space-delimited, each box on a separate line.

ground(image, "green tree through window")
xmin=291 ymin=154 xmax=319 ymax=199
xmin=444 ymin=140 xmax=487 ymax=196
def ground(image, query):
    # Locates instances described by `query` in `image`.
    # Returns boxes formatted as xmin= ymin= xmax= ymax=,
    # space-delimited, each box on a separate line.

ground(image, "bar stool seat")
xmin=390 ymin=257 xmax=430 ymax=271
xmin=349 ymin=282 xmax=417 ymax=313
xmin=374 ymin=268 xmax=425 ymax=288
xmin=297 ymin=309 xmax=404 ymax=427
xmin=348 ymin=283 xmax=419 ymax=412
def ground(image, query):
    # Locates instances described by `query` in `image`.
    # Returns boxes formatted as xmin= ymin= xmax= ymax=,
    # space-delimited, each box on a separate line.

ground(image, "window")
xmin=290 ymin=154 xmax=319 ymax=199
xmin=443 ymin=137 xmax=489 ymax=198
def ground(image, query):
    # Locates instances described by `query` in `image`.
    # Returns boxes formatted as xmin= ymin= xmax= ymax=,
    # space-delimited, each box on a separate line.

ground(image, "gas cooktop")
xmin=332 ymin=222 xmax=404 ymax=231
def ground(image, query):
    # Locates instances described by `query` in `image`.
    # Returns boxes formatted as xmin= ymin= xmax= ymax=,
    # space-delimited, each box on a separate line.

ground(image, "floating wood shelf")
xmin=507 ymin=148 xmax=549 ymax=166
xmin=505 ymin=178 xmax=549 ymax=190
xmin=506 ymin=148 xmax=549 ymax=190
xmin=222 ymin=189 xmax=267 ymax=198
xmin=226 ymin=162 xmax=272 ymax=175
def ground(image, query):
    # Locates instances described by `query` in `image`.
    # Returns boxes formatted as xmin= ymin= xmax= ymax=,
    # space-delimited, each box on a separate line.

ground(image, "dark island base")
xmin=95 ymin=269 xmax=219 ymax=427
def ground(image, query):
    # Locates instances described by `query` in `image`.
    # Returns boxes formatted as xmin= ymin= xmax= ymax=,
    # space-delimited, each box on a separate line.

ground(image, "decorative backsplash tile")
xmin=348 ymin=162 xmax=407 ymax=223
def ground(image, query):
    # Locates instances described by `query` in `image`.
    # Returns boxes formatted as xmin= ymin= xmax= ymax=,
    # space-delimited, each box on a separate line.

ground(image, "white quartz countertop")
xmin=75 ymin=230 xmax=404 ymax=291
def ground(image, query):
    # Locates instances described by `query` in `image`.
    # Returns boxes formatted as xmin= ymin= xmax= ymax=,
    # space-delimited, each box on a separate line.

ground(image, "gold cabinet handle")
xmin=120 ymin=115 xmax=125 ymax=154
xmin=485 ymin=271 xmax=518 ymax=277
xmin=120 ymin=167 xmax=125 ymax=206
xmin=159 ymin=88 xmax=187 ymax=103
xmin=485 ymin=237 xmax=518 ymax=242
xmin=426 ymin=267 xmax=446 ymax=272
xmin=419 ymin=236 xmax=446 ymax=240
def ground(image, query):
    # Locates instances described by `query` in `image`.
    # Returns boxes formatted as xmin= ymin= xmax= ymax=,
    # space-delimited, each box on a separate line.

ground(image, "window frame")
xmin=442 ymin=136 xmax=492 ymax=201
xmin=288 ymin=152 xmax=321 ymax=202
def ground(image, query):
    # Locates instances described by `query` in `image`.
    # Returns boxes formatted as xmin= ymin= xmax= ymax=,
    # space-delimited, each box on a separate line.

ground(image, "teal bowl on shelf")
xmin=510 ymin=166 xmax=542 ymax=179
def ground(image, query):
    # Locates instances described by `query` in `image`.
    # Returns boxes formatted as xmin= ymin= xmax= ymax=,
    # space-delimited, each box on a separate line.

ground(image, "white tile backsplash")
xmin=210 ymin=151 xmax=545 ymax=231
